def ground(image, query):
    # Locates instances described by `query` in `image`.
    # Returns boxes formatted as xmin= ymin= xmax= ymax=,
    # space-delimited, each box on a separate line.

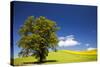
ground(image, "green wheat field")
xmin=13 ymin=49 xmax=97 ymax=66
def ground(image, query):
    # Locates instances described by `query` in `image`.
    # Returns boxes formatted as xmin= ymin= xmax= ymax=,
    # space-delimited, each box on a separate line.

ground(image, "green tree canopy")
xmin=17 ymin=16 xmax=59 ymax=62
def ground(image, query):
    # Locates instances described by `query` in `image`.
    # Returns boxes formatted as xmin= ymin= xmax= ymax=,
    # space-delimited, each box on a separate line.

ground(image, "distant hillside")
xmin=58 ymin=49 xmax=97 ymax=55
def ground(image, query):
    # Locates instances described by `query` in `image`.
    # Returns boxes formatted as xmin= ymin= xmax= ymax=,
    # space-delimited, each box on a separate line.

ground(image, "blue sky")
xmin=12 ymin=1 xmax=97 ymax=58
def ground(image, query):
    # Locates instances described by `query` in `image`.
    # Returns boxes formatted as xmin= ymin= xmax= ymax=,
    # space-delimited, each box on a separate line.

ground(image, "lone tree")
xmin=17 ymin=16 xmax=59 ymax=63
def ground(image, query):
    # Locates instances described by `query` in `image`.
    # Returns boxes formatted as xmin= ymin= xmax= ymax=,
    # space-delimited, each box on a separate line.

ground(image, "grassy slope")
xmin=13 ymin=50 xmax=97 ymax=66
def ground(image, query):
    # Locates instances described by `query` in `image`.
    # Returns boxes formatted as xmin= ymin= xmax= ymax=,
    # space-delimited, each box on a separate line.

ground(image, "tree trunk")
xmin=38 ymin=51 xmax=44 ymax=63
xmin=39 ymin=55 xmax=43 ymax=62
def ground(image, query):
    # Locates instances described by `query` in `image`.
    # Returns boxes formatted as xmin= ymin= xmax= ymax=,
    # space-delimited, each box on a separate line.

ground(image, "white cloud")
xmin=87 ymin=47 xmax=97 ymax=51
xmin=58 ymin=36 xmax=65 ymax=40
xmin=85 ymin=43 xmax=90 ymax=47
xmin=58 ymin=35 xmax=80 ymax=47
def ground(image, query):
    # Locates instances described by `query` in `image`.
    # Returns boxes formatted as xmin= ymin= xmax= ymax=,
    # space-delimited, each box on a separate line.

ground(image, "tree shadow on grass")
xmin=23 ymin=60 xmax=58 ymax=65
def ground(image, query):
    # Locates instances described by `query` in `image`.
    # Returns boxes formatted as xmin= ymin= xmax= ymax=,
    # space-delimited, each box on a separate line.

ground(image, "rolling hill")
xmin=13 ymin=49 xmax=97 ymax=66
